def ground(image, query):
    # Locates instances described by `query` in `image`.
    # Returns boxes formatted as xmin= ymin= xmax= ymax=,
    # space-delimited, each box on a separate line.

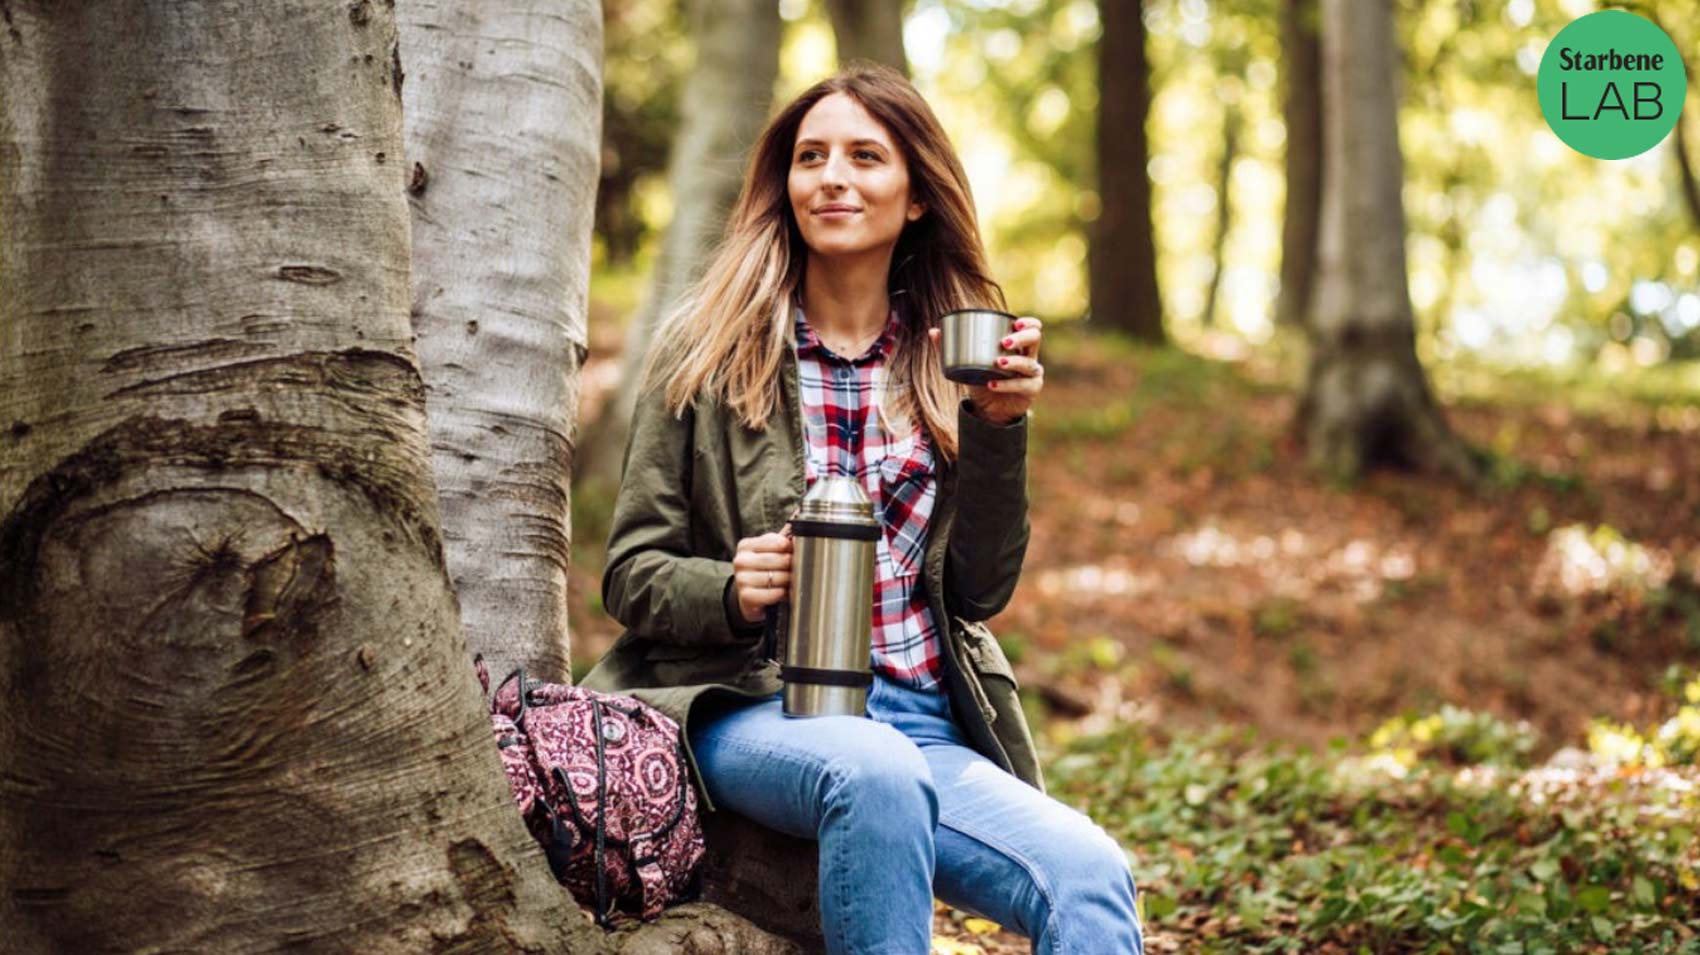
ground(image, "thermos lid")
xmin=796 ymin=476 xmax=878 ymax=527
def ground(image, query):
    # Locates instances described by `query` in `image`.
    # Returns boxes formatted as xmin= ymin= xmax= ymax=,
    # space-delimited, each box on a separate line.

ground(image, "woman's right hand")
xmin=731 ymin=526 xmax=793 ymax=626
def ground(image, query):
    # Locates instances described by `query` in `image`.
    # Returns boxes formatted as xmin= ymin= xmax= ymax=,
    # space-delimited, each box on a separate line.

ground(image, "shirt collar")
xmin=793 ymin=302 xmax=901 ymax=363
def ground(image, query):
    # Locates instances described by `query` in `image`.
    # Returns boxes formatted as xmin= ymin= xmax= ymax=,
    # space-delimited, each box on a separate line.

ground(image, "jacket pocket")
xmin=955 ymin=618 xmax=1019 ymax=689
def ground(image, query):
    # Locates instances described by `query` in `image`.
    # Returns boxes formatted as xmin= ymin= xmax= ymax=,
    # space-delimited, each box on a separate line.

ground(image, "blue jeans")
xmin=690 ymin=675 xmax=1144 ymax=955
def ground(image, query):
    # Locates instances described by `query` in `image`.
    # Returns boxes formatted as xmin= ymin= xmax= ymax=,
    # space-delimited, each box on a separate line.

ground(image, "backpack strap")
xmin=544 ymin=703 xmax=622 ymax=929
xmin=590 ymin=701 xmax=612 ymax=929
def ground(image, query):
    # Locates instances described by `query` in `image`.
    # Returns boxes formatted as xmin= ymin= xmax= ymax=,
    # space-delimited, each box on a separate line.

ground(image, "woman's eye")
xmin=795 ymin=149 xmax=881 ymax=163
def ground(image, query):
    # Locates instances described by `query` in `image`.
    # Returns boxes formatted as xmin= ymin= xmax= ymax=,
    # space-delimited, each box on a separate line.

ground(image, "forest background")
xmin=571 ymin=1 xmax=1700 ymax=952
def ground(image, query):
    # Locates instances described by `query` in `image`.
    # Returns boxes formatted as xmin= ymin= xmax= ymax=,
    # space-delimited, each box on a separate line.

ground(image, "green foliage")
xmin=1049 ymin=726 xmax=1700 ymax=953
xmin=1588 ymin=669 xmax=1700 ymax=768
xmin=596 ymin=0 xmax=690 ymax=267
xmin=1437 ymin=354 xmax=1700 ymax=418
xmin=1369 ymin=706 xmax=1540 ymax=769
xmin=915 ymin=0 xmax=1107 ymax=316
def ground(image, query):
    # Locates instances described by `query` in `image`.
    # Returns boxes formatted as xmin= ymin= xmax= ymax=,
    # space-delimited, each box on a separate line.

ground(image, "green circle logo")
xmin=1538 ymin=10 xmax=1686 ymax=160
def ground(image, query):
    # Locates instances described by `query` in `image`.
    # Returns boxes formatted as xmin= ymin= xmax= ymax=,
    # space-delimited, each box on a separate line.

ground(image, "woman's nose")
xmin=820 ymin=152 xmax=850 ymax=187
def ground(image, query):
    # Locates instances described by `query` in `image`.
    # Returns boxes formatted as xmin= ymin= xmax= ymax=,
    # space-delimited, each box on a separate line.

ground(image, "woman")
xmin=580 ymin=64 xmax=1144 ymax=955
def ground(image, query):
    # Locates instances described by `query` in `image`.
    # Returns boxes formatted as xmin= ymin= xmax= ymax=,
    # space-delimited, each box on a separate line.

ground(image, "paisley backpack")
xmin=475 ymin=656 xmax=704 ymax=926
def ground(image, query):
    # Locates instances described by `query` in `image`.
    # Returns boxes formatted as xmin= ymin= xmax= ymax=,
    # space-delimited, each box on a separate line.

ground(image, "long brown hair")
xmin=639 ymin=63 xmax=1005 ymax=462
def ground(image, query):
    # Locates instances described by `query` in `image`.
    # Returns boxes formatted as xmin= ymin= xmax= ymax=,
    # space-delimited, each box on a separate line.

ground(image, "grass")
xmin=1049 ymin=725 xmax=1700 ymax=954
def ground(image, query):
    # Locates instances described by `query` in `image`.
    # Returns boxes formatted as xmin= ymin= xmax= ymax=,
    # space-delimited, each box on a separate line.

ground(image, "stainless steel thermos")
xmin=773 ymin=476 xmax=879 ymax=717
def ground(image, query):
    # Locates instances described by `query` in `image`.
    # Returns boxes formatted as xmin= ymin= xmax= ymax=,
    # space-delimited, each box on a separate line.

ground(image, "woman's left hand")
xmin=930 ymin=316 xmax=1044 ymax=426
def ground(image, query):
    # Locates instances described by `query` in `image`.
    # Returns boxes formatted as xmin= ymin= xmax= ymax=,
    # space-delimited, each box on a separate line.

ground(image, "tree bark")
xmin=696 ymin=813 xmax=824 ymax=946
xmin=577 ymin=0 xmax=781 ymax=490
xmin=399 ymin=0 xmax=601 ymax=684
xmin=1298 ymin=0 xmax=1481 ymax=483
xmin=0 ymin=1 xmax=598 ymax=950
xmin=825 ymin=0 xmax=908 ymax=74
xmin=1090 ymin=0 xmax=1164 ymax=341
xmin=1276 ymin=0 xmax=1323 ymax=328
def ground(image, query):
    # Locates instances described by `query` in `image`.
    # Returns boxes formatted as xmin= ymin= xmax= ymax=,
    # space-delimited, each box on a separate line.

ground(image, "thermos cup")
xmin=939 ymin=308 xmax=1021 ymax=385
xmin=776 ymin=476 xmax=879 ymax=717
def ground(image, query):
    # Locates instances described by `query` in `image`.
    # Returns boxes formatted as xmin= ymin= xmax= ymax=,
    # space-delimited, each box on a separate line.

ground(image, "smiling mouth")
xmin=815 ymin=207 xmax=860 ymax=216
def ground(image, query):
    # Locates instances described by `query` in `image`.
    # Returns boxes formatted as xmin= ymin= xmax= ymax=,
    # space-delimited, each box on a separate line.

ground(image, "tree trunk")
xmin=0 ymin=2 xmax=597 ymax=950
xmin=395 ymin=4 xmax=809 ymax=951
xmin=1202 ymin=103 xmax=1240 ymax=328
xmin=1298 ymin=0 xmax=1481 ymax=483
xmin=826 ymin=0 xmax=908 ymax=74
xmin=1678 ymin=107 xmax=1700 ymax=233
xmin=1090 ymin=0 xmax=1164 ymax=341
xmin=577 ymin=0 xmax=781 ymax=491
xmin=399 ymin=0 xmax=600 ymax=684
xmin=1276 ymin=0 xmax=1323 ymax=328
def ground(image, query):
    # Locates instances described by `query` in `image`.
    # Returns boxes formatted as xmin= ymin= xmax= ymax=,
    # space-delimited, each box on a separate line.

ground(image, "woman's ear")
xmin=906 ymin=201 xmax=927 ymax=222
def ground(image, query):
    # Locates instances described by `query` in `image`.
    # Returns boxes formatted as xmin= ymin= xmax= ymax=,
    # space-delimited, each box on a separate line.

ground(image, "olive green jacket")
xmin=579 ymin=345 xmax=1041 ymax=811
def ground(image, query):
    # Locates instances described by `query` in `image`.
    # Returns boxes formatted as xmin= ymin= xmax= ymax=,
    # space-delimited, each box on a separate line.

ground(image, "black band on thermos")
xmin=780 ymin=665 xmax=875 ymax=688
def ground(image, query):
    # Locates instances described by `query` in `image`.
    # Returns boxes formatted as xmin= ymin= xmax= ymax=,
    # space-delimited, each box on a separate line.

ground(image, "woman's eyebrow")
xmin=795 ymin=138 xmax=889 ymax=150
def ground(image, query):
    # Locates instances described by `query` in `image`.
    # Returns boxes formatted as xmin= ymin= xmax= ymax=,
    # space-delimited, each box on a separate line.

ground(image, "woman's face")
xmin=788 ymin=92 xmax=925 ymax=261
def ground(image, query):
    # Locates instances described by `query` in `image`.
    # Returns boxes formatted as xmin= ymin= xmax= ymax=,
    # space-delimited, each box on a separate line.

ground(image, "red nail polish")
xmin=998 ymin=357 xmax=1008 ymax=366
xmin=988 ymin=381 xmax=998 ymax=389
xmin=1001 ymin=338 xmax=1012 ymax=348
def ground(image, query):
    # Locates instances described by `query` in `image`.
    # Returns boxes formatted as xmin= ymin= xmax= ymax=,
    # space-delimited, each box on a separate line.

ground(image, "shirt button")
xmin=836 ymin=367 xmax=852 ymax=381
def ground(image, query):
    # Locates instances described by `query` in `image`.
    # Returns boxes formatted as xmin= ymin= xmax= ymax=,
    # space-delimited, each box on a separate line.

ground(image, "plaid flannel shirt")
xmin=794 ymin=305 xmax=944 ymax=690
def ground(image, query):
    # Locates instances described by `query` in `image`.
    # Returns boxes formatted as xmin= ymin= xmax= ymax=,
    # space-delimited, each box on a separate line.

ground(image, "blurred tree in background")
xmin=826 ymin=0 xmax=911 ymax=72
xmin=1297 ymin=0 xmax=1480 ymax=480
xmin=1276 ymin=0 xmax=1322 ymax=330
xmin=580 ymin=0 xmax=782 ymax=487
xmin=1092 ymin=0 xmax=1166 ymax=340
